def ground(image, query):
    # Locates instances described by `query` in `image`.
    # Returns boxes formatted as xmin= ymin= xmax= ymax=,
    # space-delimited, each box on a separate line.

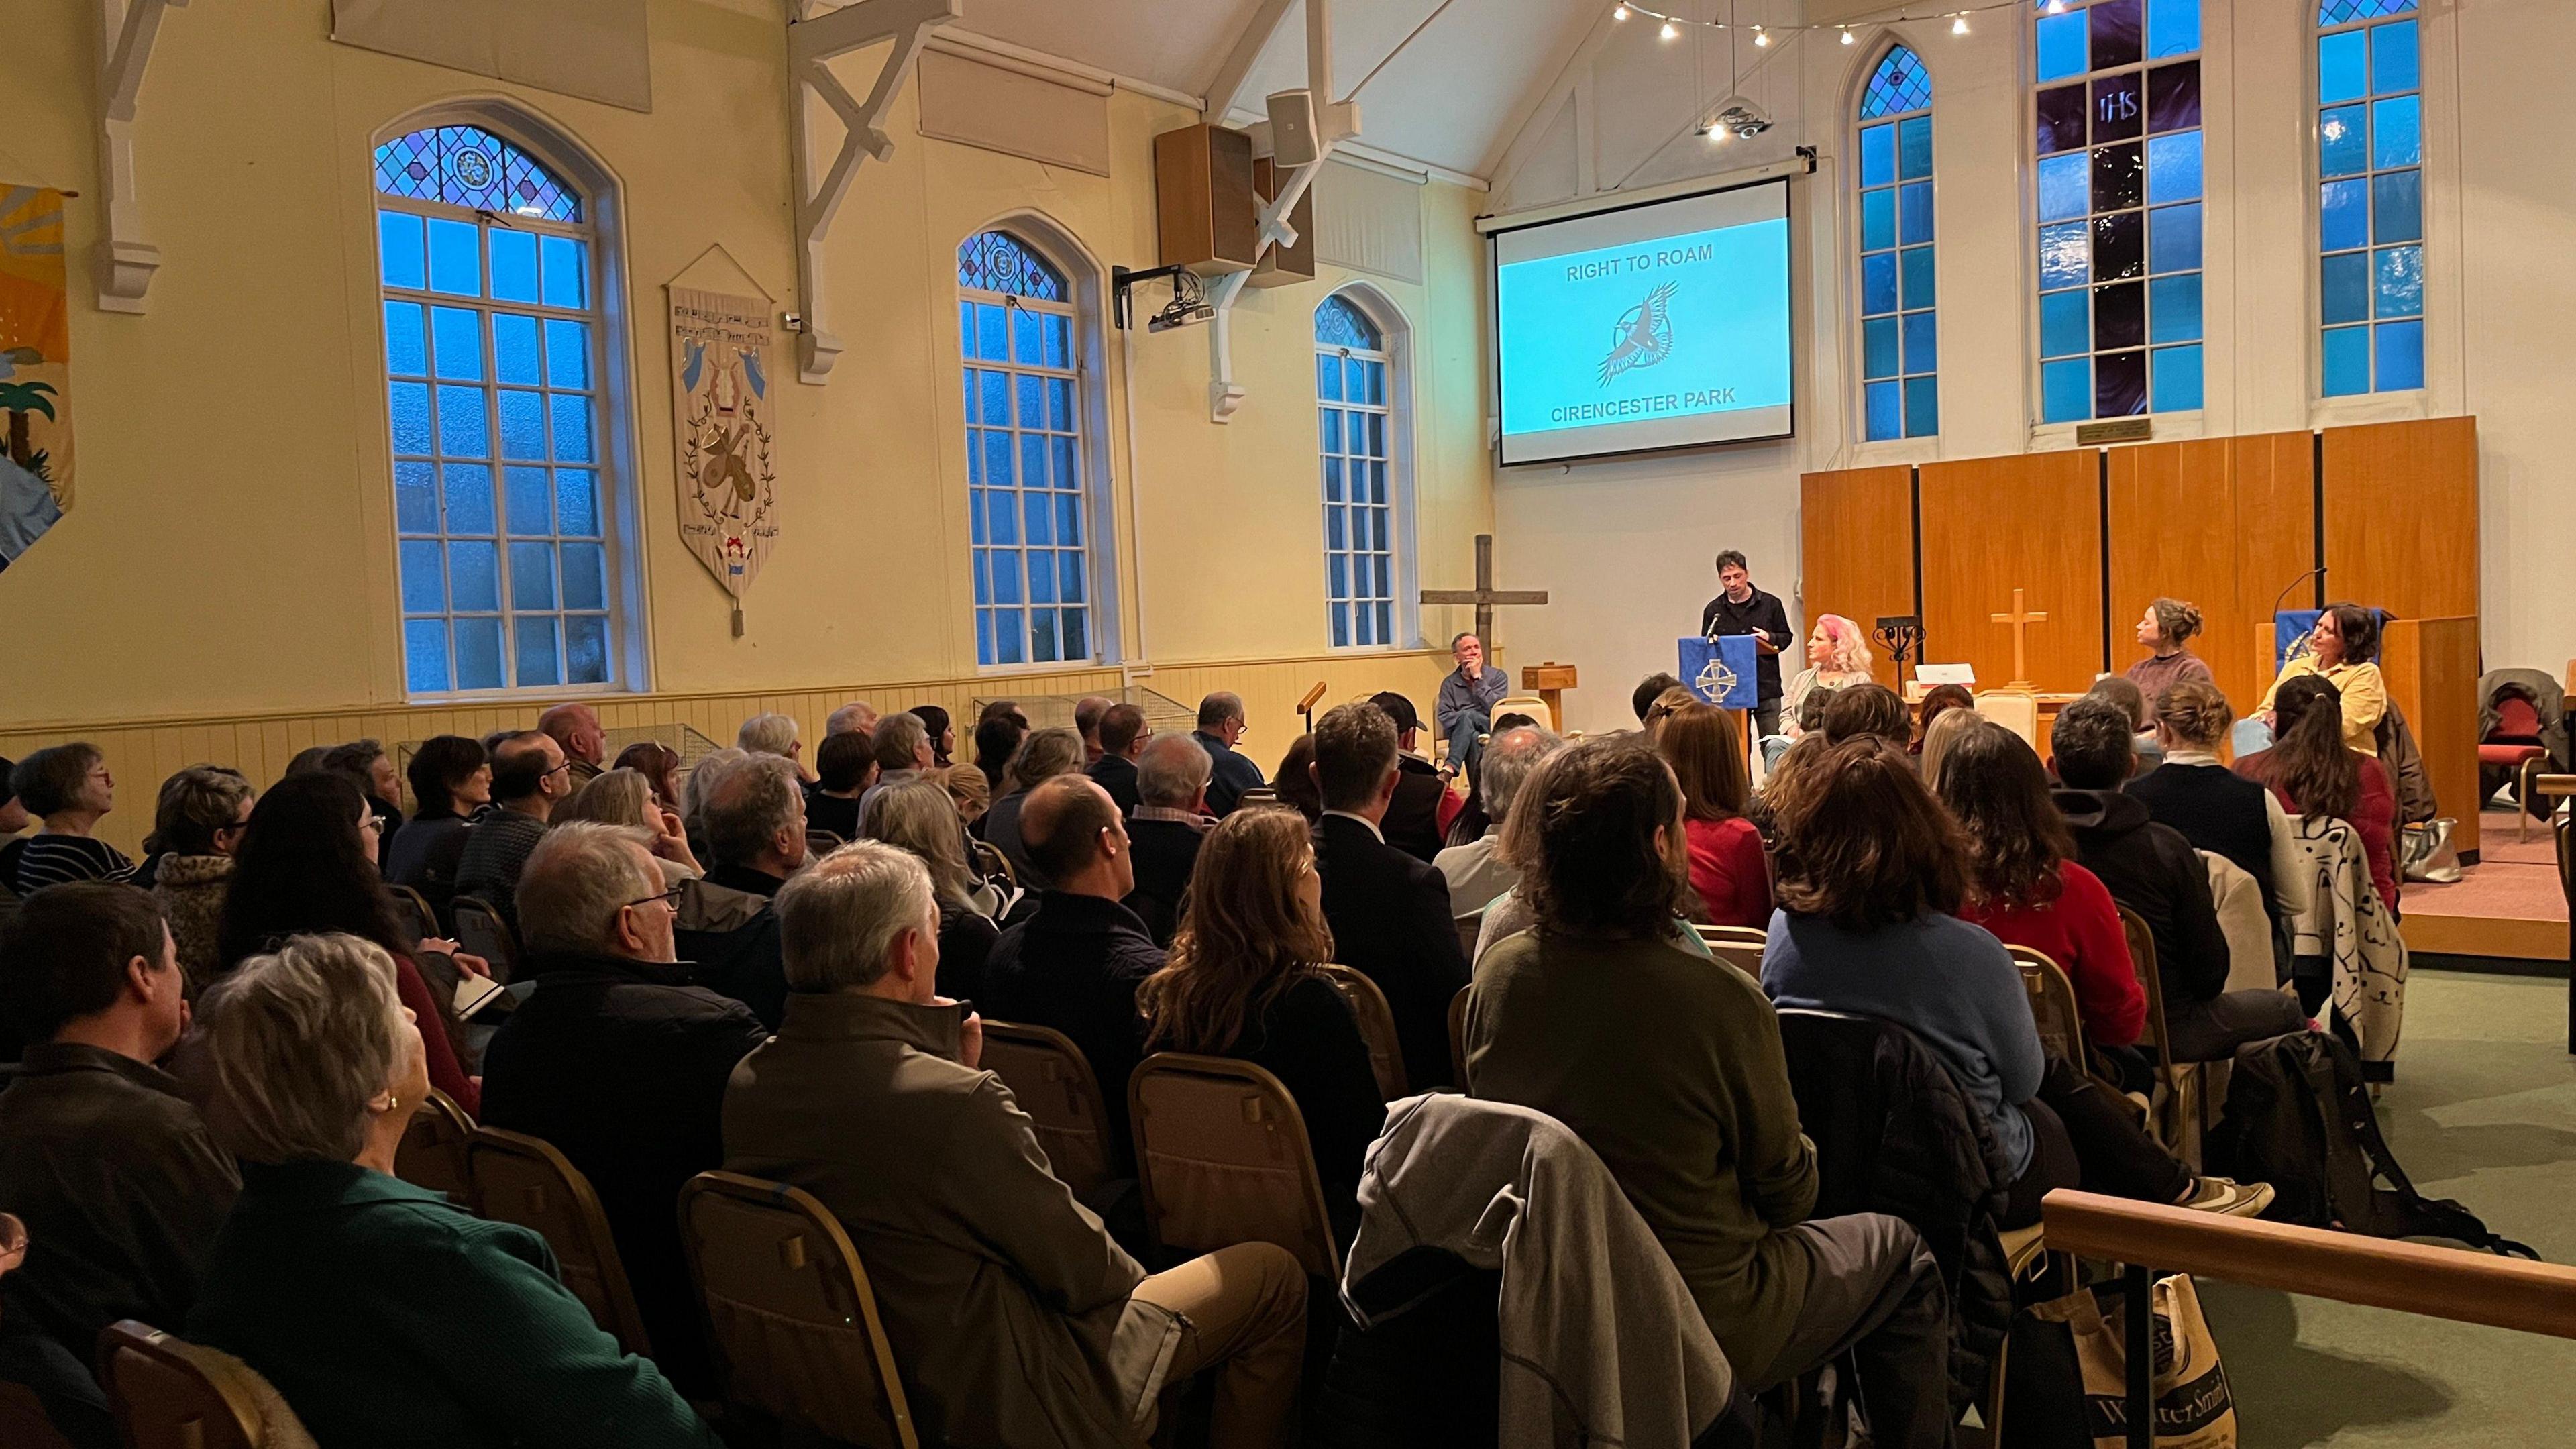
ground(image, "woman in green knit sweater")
xmin=1464 ymin=737 xmax=1955 ymax=1449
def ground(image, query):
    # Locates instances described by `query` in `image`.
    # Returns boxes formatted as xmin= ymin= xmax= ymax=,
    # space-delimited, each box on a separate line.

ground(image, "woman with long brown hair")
xmin=2237 ymin=673 xmax=2398 ymax=917
xmin=1135 ymin=806 xmax=1383 ymax=1228
xmin=1655 ymin=703 xmax=1770 ymax=927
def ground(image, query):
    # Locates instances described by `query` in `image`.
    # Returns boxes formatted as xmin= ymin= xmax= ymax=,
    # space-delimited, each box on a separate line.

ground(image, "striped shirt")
xmin=11 ymin=834 xmax=137 ymax=892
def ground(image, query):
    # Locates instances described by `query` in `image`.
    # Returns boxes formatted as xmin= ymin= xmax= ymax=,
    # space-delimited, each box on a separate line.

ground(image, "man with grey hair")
xmin=1073 ymin=695 xmax=1114 ymax=766
xmin=483 ymin=822 xmax=768 ymax=1397
xmin=676 ymin=753 xmax=808 ymax=1029
xmin=728 ymin=841 xmax=1307 ymax=1449
xmin=857 ymin=710 xmax=934 ymax=823
xmin=1189 ymin=691 xmax=1265 ymax=817
xmin=1434 ymin=724 xmax=1564 ymax=920
xmin=825 ymin=700 xmax=879 ymax=737
xmin=737 ymin=712 xmax=805 ymax=776
xmin=1122 ymin=734 xmax=1214 ymax=945
xmin=538 ymin=702 xmax=607 ymax=787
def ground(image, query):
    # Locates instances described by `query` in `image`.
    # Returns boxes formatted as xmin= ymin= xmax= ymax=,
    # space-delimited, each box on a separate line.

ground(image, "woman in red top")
xmin=2235 ymin=674 xmax=2398 ymax=914
xmin=1655 ymin=702 xmax=1772 ymax=928
xmin=1934 ymin=722 xmax=2147 ymax=1049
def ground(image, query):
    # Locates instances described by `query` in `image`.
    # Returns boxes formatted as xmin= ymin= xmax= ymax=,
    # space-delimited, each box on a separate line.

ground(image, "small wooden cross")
xmin=1990 ymin=588 xmax=2049 ymax=690
xmin=1420 ymin=534 xmax=1548 ymax=654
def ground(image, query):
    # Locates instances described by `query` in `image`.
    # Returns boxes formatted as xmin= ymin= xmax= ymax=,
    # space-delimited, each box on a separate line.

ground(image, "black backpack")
xmin=2207 ymin=1030 xmax=2537 ymax=1258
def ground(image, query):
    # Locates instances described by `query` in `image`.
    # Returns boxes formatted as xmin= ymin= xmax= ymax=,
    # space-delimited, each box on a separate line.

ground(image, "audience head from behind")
xmin=2086 ymin=674 xmax=2151 ymax=731
xmin=1479 ymin=724 xmax=1564 ymax=827
xmin=0 ymin=883 xmax=184 ymax=1062
xmin=488 ymin=729 xmax=572 ymax=816
xmin=1933 ymin=722 xmax=2078 ymax=911
xmin=1366 ymin=691 xmax=1423 ymax=751
xmin=1631 ymin=672 xmax=1684 ymax=726
xmin=737 ymin=712 xmax=802 ymax=764
xmin=1197 ymin=690 xmax=1249 ymax=747
xmin=1137 ymin=733 xmax=1213 ymax=814
xmin=2048 ymin=698 xmax=2137 ymax=791
xmin=1914 ymin=684 xmax=1976 ymax=747
xmin=2307 ymin=601 xmax=2380 ymax=669
xmin=1073 ymin=695 xmax=1114 ymax=763
xmin=971 ymin=712 xmax=1027 ymax=793
xmin=197 ymin=932 xmax=419 ymax=1169
xmin=1640 ymin=686 xmax=1697 ymax=741
xmin=518 ymin=821 xmax=676 ymax=964
xmin=1502 ymin=737 xmax=1687 ymax=940
xmin=910 ymin=706 xmax=956 ymax=767
xmin=1021 ymin=775 xmax=1132 ymax=899
xmin=2138 ymin=596 xmax=2204 ymax=657
xmin=1138 ymin=806 xmax=1334 ymax=1053
xmin=1656 ymin=704 xmax=1750 ymax=824
xmin=1795 ymin=686 xmax=1841 ymax=737
xmin=285 ymin=745 xmax=334 ymax=779
xmin=1271 ymin=734 xmax=1322 ymax=822
xmin=1008 ymin=726 xmax=1087 ymax=794
xmin=407 ymin=735 xmax=490 ymax=822
xmin=612 ymin=740 xmax=684 ymax=812
xmin=148 ymin=765 xmax=256 ymax=859
xmin=1819 ymin=682 xmax=1911 ymax=749
xmin=872 ymin=710 xmax=934 ymax=777
xmin=215 ymin=771 xmax=411 ymax=973
xmin=2153 ymin=679 xmax=2233 ymax=757
xmin=862 ymin=778 xmax=979 ymax=910
xmin=814 ymin=729 xmax=877 ymax=802
xmin=1769 ymin=735 xmax=1970 ymax=932
xmin=2263 ymin=674 xmax=2360 ymax=818
xmin=1916 ymin=705 xmax=1988 ymax=795
xmin=941 ymin=764 xmax=991 ymax=826
xmin=14 ymin=742 xmax=113 ymax=833
xmin=826 ymin=700 xmax=879 ymax=737
xmin=0 ymin=755 xmax=23 ymax=835
xmin=680 ymin=747 xmax=749 ymax=829
xmin=1312 ymin=702 xmax=1400 ymax=821
xmin=1097 ymin=702 xmax=1150 ymax=762
xmin=776 ymin=840 xmax=942 ymax=1002
xmin=537 ymin=701 xmax=607 ymax=768
xmin=321 ymin=740 xmax=400 ymax=810
xmin=977 ymin=699 xmax=1029 ymax=729
xmin=704 ymin=753 xmax=809 ymax=879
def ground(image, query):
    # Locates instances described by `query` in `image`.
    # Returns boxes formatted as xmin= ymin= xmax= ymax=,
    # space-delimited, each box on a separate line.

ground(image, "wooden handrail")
xmin=2040 ymin=1190 xmax=2576 ymax=1340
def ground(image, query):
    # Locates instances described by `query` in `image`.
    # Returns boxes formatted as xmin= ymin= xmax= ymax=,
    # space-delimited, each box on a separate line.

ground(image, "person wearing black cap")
xmin=1368 ymin=692 xmax=1448 ymax=863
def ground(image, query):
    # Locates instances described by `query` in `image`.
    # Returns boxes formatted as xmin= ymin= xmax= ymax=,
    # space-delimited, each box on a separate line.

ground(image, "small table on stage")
xmin=1520 ymin=663 xmax=1576 ymax=730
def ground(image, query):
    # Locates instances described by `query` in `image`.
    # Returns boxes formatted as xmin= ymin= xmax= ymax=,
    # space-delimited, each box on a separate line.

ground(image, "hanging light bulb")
xmin=1660 ymin=18 xmax=1678 ymax=38
xmin=2045 ymin=0 xmax=2067 ymax=12
xmin=1840 ymin=27 xmax=1857 ymax=44
xmin=1952 ymin=12 xmax=1971 ymax=34
xmin=1613 ymin=3 xmax=1629 ymax=19
xmin=1753 ymin=25 xmax=1770 ymax=46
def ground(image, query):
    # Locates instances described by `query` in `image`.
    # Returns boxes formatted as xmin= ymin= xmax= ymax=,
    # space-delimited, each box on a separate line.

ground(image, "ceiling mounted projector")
xmin=1706 ymin=98 xmax=1774 ymax=139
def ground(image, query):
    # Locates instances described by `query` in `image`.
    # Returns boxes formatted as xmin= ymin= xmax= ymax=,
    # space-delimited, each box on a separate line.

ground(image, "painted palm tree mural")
xmin=0 ymin=186 xmax=73 ymax=574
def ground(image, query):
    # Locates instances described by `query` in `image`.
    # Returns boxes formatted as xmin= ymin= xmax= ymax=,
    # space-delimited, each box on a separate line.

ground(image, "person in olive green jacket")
xmin=724 ymin=840 xmax=1309 ymax=1449
xmin=1464 ymin=737 xmax=1955 ymax=1449
xmin=185 ymin=932 xmax=718 ymax=1449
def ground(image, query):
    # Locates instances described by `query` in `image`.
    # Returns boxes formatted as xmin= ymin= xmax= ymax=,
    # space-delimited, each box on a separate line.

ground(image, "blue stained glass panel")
xmin=1024 ymin=492 xmax=1053 ymax=547
xmin=2149 ymin=203 xmax=2202 ymax=274
xmin=380 ymin=213 xmax=425 ymax=289
xmin=2037 ymin=85 xmax=2088 ymax=156
xmin=426 ymin=218 xmax=480 ymax=296
xmin=2040 ymin=222 xmax=2091 ymax=291
xmin=983 ymin=431 xmax=1011 ymax=490
xmin=494 ymin=314 xmax=541 ymax=385
xmin=990 ymin=551 xmax=1022 ymax=605
xmin=1314 ymin=295 xmax=1381 ymax=348
xmin=1860 ymin=124 xmax=1894 ymax=188
xmin=455 ymin=619 xmax=504 ymax=691
xmin=515 ymin=616 xmax=561 ymax=688
xmin=1904 ymin=376 xmax=1939 ymax=437
xmin=2091 ymin=0 xmax=2143 ymax=70
xmin=431 ymin=308 xmax=482 ymax=380
xmin=449 ymin=540 xmax=500 ymax=610
xmin=2372 ymin=170 xmax=2422 ymax=244
xmin=1022 ymin=433 xmax=1047 ymax=492
xmin=2372 ymin=19 xmax=2419 ymax=92
xmin=443 ymin=464 xmax=496 ymax=535
xmin=1013 ymin=307 xmax=1042 ymax=366
xmin=2375 ymin=244 xmax=2423 ymax=317
xmin=979 ymin=371 xmax=1008 ymax=427
xmin=1902 ymin=246 xmax=1937 ymax=308
xmin=389 ymin=382 xmax=432 ymax=454
xmin=1044 ymin=315 xmax=1071 ymax=368
xmin=2318 ymin=30 xmax=2369 ymax=104
xmin=1859 ymin=47 xmax=1932 ymax=119
xmin=400 ymin=541 xmax=445 ymax=612
xmin=2042 ymin=290 xmax=2090 ymax=359
xmin=1899 ymin=182 xmax=1935 ymax=245
xmin=565 ymin=615 xmax=609 ymax=686
xmin=396 ymin=461 xmax=438 ymax=531
xmin=2375 ymin=319 xmax=2424 ymax=390
xmin=2319 ymin=105 xmax=2367 ymax=176
xmin=2322 ymin=252 xmax=2371 ymax=323
xmin=2322 ymin=325 xmax=2371 ymax=396
xmin=2371 ymin=95 xmax=2421 ymax=168
xmin=988 ymin=490 xmax=1018 ymax=546
xmin=437 ymin=386 xmax=489 ymax=457
xmin=1030 ymin=610 xmax=1058 ymax=660
xmin=2147 ymin=0 xmax=2200 ymax=57
xmin=2043 ymin=359 xmax=2092 ymax=423
xmin=374 ymin=127 xmax=580 ymax=221
xmin=1017 ymin=374 xmax=1043 ymax=429
xmin=1898 ymin=116 xmax=1933 ymax=180
xmin=488 ymin=229 xmax=539 ymax=304
xmin=539 ymin=235 xmax=587 ymax=309
xmin=2319 ymin=0 xmax=2419 ymax=23
xmin=550 ymin=394 xmax=592 ymax=462
xmin=958 ymin=231 xmax=1067 ymax=301
xmin=498 ymin=392 xmax=545 ymax=461
xmin=545 ymin=320 xmax=590 ymax=388
xmin=1318 ymin=354 xmax=1342 ymax=400
xmin=556 ymin=470 xmax=598 ymax=536
xmin=1902 ymin=312 xmax=1938 ymax=374
xmin=1053 ymin=438 xmax=1077 ymax=491
xmin=1864 ymin=317 xmax=1900 ymax=380
xmin=2096 ymin=349 xmax=2148 ymax=417
xmin=2145 ymin=130 xmax=2202 ymax=203
xmin=2149 ymin=272 xmax=2202 ymax=343
xmin=2037 ymin=11 xmax=2088 ymax=82
xmin=2039 ymin=153 xmax=2090 ymax=223
xmin=2152 ymin=343 xmax=2204 ymax=411
xmin=509 ymin=541 xmax=555 ymax=610
xmin=1862 ymin=188 xmax=1896 ymax=251
xmin=384 ymin=303 xmax=427 ymax=376
xmin=1862 ymin=253 xmax=1898 ymax=315
xmin=1060 ymin=552 xmax=1085 ymax=601
xmin=562 ymin=542 xmax=606 ymax=610
xmin=2320 ymin=180 xmax=2369 ymax=251
xmin=1049 ymin=378 xmax=1075 ymax=431
xmin=404 ymin=620 xmax=449 ymax=693
xmin=977 ymin=304 xmax=1008 ymax=362
xmin=505 ymin=464 xmax=549 ymax=533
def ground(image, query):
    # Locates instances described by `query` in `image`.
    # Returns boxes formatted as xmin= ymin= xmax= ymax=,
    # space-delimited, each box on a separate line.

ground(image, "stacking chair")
xmin=1977 ymin=690 xmax=2041 ymax=749
xmin=1493 ymin=694 xmax=1553 ymax=732
xmin=1692 ymin=924 xmax=1768 ymax=948
xmin=1692 ymin=924 xmax=1769 ymax=979
xmin=2118 ymin=905 xmax=2206 ymax=1163
xmin=2004 ymin=945 xmax=2090 ymax=1073
xmin=1452 ymin=910 xmax=1485 ymax=964
xmin=386 ymin=883 xmax=439 ymax=948
xmin=968 ymin=837 xmax=1015 ymax=889
xmin=1128 ymin=1054 xmax=1341 ymax=1277
xmin=95 ymin=1321 xmax=308 ymax=1449
xmin=977 ymin=1021 xmax=1117 ymax=1195
xmin=806 ymin=828 xmax=847 ymax=859
xmin=392 ymin=1087 xmax=478 ymax=1212
xmin=1316 ymin=963 xmax=1408 ymax=1100
xmin=1448 ymin=985 xmax=1472 ymax=1092
xmin=1235 ymin=787 xmax=1281 ymax=810
xmin=464 ymin=1128 xmax=654 ymax=1360
xmin=449 ymin=896 xmax=520 ymax=985
xmin=680 ymin=1172 xmax=920 ymax=1449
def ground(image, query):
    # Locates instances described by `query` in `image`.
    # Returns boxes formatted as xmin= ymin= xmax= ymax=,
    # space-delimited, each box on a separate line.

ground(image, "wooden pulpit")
xmin=1521 ymin=663 xmax=1577 ymax=729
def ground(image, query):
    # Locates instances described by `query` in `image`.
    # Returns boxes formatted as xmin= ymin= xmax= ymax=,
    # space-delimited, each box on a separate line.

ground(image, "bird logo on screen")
xmin=1597 ymin=282 xmax=1678 ymax=386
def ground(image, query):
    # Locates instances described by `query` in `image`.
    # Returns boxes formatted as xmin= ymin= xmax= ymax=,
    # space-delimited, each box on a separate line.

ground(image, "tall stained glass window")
xmin=1315 ymin=293 xmax=1399 ymax=647
xmin=2033 ymin=0 xmax=2204 ymax=422
xmin=959 ymin=230 xmax=1094 ymax=667
xmin=374 ymin=124 xmax=625 ymax=696
xmin=1858 ymin=46 xmax=1937 ymax=441
xmin=2317 ymin=0 xmax=2424 ymax=396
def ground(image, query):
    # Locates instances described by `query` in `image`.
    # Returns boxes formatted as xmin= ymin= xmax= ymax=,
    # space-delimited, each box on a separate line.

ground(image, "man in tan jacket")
xmin=722 ymin=841 xmax=1306 ymax=1448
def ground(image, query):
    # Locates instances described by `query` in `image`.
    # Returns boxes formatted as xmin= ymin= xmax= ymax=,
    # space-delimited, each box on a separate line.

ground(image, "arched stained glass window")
xmin=959 ymin=229 xmax=1093 ymax=666
xmin=1857 ymin=46 xmax=1937 ymax=441
xmin=2317 ymin=0 xmax=2423 ymax=396
xmin=374 ymin=121 xmax=628 ymax=696
xmin=1315 ymin=293 xmax=1399 ymax=648
xmin=2033 ymin=0 xmax=2205 ymax=423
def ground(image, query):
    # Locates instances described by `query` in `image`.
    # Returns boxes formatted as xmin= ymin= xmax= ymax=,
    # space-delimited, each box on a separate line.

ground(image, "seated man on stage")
xmin=1435 ymin=632 xmax=1509 ymax=777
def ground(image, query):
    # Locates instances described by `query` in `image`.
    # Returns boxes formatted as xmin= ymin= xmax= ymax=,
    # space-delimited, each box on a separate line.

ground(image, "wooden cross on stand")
xmin=1420 ymin=534 xmax=1548 ymax=656
xmin=1990 ymin=587 xmax=2049 ymax=690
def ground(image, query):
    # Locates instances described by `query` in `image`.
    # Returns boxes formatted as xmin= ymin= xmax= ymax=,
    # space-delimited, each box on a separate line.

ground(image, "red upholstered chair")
xmin=2481 ymin=693 xmax=2550 ymax=839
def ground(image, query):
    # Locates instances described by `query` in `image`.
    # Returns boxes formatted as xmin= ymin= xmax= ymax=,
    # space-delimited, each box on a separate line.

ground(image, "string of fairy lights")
xmin=1611 ymin=0 xmax=2080 ymax=46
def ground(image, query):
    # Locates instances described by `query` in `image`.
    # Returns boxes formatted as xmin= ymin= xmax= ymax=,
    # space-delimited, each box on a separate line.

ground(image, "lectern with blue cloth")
xmin=1678 ymin=635 xmax=1760 ymax=708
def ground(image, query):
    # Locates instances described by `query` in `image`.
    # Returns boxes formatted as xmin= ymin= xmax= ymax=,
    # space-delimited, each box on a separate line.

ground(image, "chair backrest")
xmin=2006 ymin=944 xmax=2090 ymax=1067
xmin=2116 ymin=904 xmax=2178 ymax=1059
xmin=1693 ymin=923 xmax=1768 ymax=947
xmin=1976 ymin=690 xmax=2041 ymax=746
xmin=1448 ymin=984 xmax=1471 ymax=1091
xmin=977 ymin=1020 xmax=1116 ymax=1196
xmin=968 ymin=837 xmax=1015 ymax=888
xmin=1128 ymin=1053 xmax=1341 ymax=1277
xmin=1316 ymin=963 xmax=1407 ymax=1099
xmin=386 ymin=883 xmax=438 ymax=949
xmin=1493 ymin=694 xmax=1553 ymax=733
xmin=806 ymin=828 xmax=847 ymax=859
xmin=1452 ymin=912 xmax=1483 ymax=962
xmin=449 ymin=896 xmax=519 ymax=985
xmin=464 ymin=1128 xmax=654 ymax=1360
xmin=392 ymin=1087 xmax=478 ymax=1212
xmin=1703 ymin=938 xmax=1766 ymax=979
xmin=1236 ymin=787 xmax=1281 ymax=810
xmin=95 ymin=1322 xmax=285 ymax=1449
xmin=679 ymin=1172 xmax=920 ymax=1449
xmin=2494 ymin=694 xmax=2544 ymax=741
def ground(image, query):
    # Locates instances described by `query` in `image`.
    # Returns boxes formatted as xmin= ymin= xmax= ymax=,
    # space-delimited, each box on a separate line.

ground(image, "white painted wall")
xmin=1484 ymin=0 xmax=2575 ymax=736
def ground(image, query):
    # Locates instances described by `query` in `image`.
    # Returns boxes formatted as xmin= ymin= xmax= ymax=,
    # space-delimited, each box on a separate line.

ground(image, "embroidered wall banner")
xmin=668 ymin=286 xmax=779 ymax=609
xmin=0 ymin=186 xmax=72 ymax=575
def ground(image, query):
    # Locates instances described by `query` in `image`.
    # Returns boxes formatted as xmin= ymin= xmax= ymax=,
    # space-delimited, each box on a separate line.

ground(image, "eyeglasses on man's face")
xmin=624 ymin=885 xmax=686 ymax=912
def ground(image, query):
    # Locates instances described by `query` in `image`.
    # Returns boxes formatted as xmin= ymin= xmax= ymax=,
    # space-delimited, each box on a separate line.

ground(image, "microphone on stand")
xmin=2269 ymin=566 xmax=2328 ymax=621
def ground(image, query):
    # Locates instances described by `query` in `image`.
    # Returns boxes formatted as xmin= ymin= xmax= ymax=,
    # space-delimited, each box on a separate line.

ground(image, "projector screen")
xmin=1492 ymin=180 xmax=1793 ymax=466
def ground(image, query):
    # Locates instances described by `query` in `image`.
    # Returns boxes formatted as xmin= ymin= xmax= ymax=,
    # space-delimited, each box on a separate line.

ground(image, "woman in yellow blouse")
xmin=2257 ymin=602 xmax=2385 ymax=753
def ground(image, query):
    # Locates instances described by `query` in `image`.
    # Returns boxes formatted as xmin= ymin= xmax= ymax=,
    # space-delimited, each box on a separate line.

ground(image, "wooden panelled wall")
xmin=1801 ymin=418 xmax=2479 ymax=709
xmin=3 ymin=649 xmax=1456 ymax=859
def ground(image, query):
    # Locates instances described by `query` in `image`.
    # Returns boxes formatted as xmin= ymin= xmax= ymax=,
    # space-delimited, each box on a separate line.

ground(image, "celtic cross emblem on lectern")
xmin=1696 ymin=653 xmax=1739 ymax=704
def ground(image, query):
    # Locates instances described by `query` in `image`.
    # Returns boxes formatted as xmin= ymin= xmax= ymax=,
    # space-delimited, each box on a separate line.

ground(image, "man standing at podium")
xmin=1699 ymin=550 xmax=1791 ymax=737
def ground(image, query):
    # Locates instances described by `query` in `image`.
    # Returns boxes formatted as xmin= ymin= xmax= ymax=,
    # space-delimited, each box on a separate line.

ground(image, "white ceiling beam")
xmin=1199 ymin=0 xmax=1296 ymax=121
xmin=1477 ymin=3 xmax=1621 ymax=196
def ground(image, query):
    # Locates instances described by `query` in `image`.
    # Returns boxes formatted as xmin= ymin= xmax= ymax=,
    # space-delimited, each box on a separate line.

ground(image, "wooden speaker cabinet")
xmin=1154 ymin=123 xmax=1257 ymax=276
xmin=1248 ymin=155 xmax=1317 ymax=289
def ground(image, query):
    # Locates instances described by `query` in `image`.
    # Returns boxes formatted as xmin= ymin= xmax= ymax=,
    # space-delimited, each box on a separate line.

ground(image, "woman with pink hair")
xmin=1782 ymin=614 xmax=1876 ymax=737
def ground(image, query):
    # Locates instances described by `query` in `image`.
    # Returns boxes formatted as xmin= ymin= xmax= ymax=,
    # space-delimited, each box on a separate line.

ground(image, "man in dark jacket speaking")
xmin=1700 ymin=550 xmax=1792 ymax=737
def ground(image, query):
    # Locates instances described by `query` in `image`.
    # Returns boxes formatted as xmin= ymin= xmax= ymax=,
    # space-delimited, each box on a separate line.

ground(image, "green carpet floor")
xmin=2204 ymin=969 xmax=2576 ymax=1447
